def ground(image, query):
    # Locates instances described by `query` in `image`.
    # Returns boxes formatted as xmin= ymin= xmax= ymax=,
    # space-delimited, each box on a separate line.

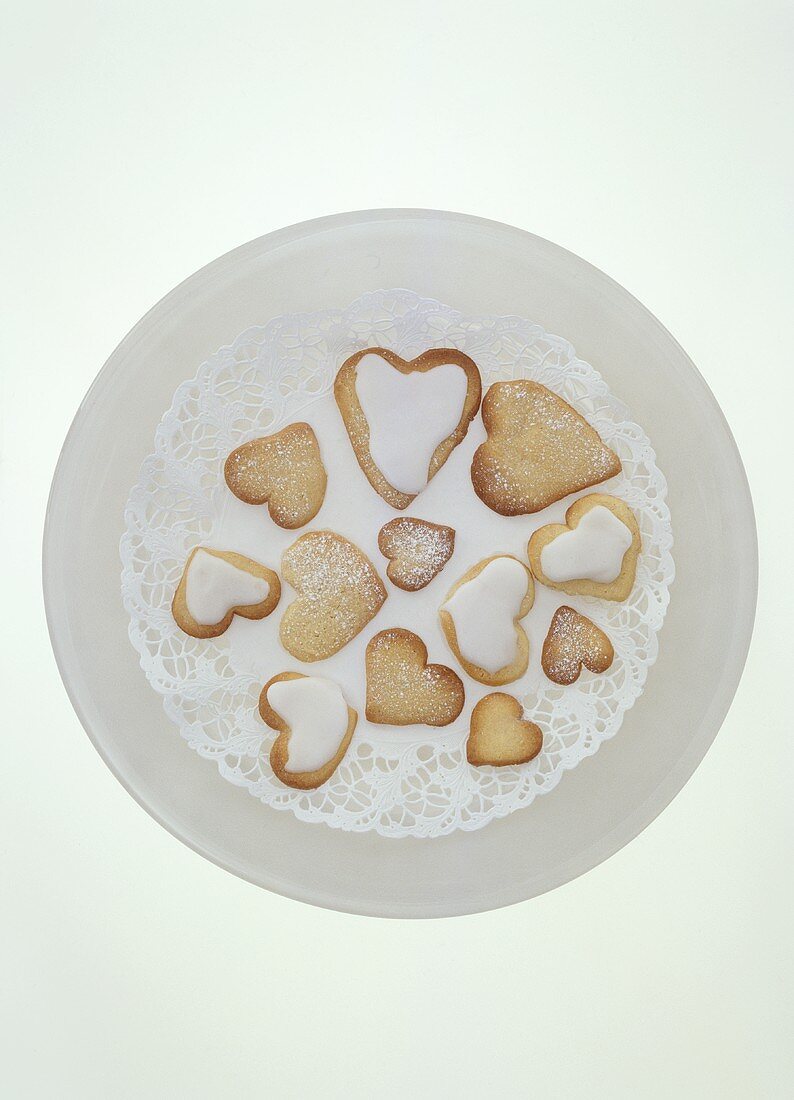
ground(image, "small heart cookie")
xmin=528 ymin=493 xmax=641 ymax=602
xmin=378 ymin=517 xmax=455 ymax=592
xmin=541 ymin=606 xmax=614 ymax=685
xmin=335 ymin=347 xmax=482 ymax=509
xmin=172 ymin=547 xmax=280 ymax=639
xmin=467 ymin=693 xmax=543 ymax=767
xmin=365 ymin=628 xmax=465 ymax=726
xmin=440 ymin=555 xmax=534 ymax=686
xmin=224 ymin=422 xmax=327 ymax=529
xmin=259 ymin=672 xmax=357 ymax=790
xmin=471 ymin=381 xmax=621 ymax=515
xmin=280 ymin=530 xmax=387 ymax=661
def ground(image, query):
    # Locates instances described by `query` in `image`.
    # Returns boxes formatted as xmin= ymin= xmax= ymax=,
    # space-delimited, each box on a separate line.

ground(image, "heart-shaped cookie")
xmin=172 ymin=547 xmax=280 ymax=639
xmin=528 ymin=493 xmax=641 ymax=602
xmin=378 ymin=517 xmax=455 ymax=592
xmin=224 ymin=422 xmax=327 ymax=529
xmin=541 ymin=605 xmax=614 ymax=685
xmin=440 ymin=555 xmax=534 ymax=686
xmin=471 ymin=380 xmax=622 ymax=515
xmin=365 ymin=628 xmax=465 ymax=726
xmin=335 ymin=347 xmax=482 ymax=509
xmin=259 ymin=672 xmax=357 ymax=790
xmin=280 ymin=530 xmax=387 ymax=661
xmin=467 ymin=693 xmax=543 ymax=767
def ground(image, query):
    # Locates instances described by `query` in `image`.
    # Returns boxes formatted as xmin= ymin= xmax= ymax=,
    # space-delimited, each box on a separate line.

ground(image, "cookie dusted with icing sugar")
xmin=365 ymin=628 xmax=465 ymax=726
xmin=259 ymin=672 xmax=357 ymax=790
xmin=439 ymin=555 xmax=534 ymax=686
xmin=334 ymin=347 xmax=482 ymax=509
xmin=528 ymin=493 xmax=641 ymax=601
xmin=377 ymin=517 xmax=455 ymax=592
xmin=224 ymin=422 xmax=327 ymax=529
xmin=279 ymin=530 xmax=387 ymax=662
xmin=172 ymin=547 xmax=281 ymax=639
xmin=467 ymin=693 xmax=543 ymax=767
xmin=471 ymin=380 xmax=622 ymax=515
xmin=541 ymin=606 xmax=614 ymax=685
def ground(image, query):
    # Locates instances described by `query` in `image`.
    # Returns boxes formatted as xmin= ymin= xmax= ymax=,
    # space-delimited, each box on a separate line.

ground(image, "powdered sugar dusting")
xmin=473 ymin=380 xmax=622 ymax=515
xmin=541 ymin=605 xmax=614 ymax=685
xmin=378 ymin=518 xmax=455 ymax=591
xmin=225 ymin=423 xmax=325 ymax=527
xmin=280 ymin=530 xmax=387 ymax=661
xmin=366 ymin=628 xmax=464 ymax=725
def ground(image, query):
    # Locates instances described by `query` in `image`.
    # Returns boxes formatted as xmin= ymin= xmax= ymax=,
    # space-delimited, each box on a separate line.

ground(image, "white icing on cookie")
xmin=354 ymin=353 xmax=469 ymax=495
xmin=443 ymin=556 xmax=528 ymax=673
xmin=185 ymin=549 xmax=270 ymax=626
xmin=267 ymin=677 xmax=350 ymax=773
xmin=540 ymin=505 xmax=633 ymax=583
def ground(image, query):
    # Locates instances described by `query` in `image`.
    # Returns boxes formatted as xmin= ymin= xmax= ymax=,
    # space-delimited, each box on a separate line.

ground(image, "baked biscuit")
xmin=471 ymin=381 xmax=621 ymax=515
xmin=467 ymin=692 xmax=543 ymax=767
xmin=528 ymin=493 xmax=640 ymax=601
xmin=439 ymin=555 xmax=534 ymax=685
xmin=378 ymin=517 xmax=455 ymax=592
xmin=365 ymin=628 xmax=465 ymax=726
xmin=541 ymin=605 xmax=614 ymax=685
xmin=279 ymin=530 xmax=387 ymax=661
xmin=224 ymin=422 xmax=327 ymax=529
xmin=172 ymin=547 xmax=280 ymax=639
xmin=259 ymin=672 xmax=357 ymax=790
xmin=334 ymin=347 xmax=482 ymax=509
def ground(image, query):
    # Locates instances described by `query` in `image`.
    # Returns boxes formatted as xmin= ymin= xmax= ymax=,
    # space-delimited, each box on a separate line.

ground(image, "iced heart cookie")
xmin=365 ymin=628 xmax=465 ymax=726
xmin=224 ymin=423 xmax=327 ymax=529
xmin=259 ymin=672 xmax=357 ymax=790
xmin=439 ymin=555 xmax=534 ymax=686
xmin=467 ymin=693 xmax=543 ymax=767
xmin=541 ymin=605 xmax=614 ymax=685
xmin=377 ymin=517 xmax=455 ymax=592
xmin=528 ymin=493 xmax=641 ymax=601
xmin=172 ymin=547 xmax=280 ymax=639
xmin=334 ymin=347 xmax=482 ymax=509
xmin=279 ymin=530 xmax=387 ymax=661
xmin=471 ymin=381 xmax=622 ymax=515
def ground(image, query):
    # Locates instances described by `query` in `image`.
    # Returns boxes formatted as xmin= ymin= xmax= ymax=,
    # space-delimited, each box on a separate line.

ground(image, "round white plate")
xmin=44 ymin=210 xmax=757 ymax=917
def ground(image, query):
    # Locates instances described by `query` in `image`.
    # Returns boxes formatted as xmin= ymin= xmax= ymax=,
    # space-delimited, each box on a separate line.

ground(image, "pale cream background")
xmin=1 ymin=1 xmax=791 ymax=1097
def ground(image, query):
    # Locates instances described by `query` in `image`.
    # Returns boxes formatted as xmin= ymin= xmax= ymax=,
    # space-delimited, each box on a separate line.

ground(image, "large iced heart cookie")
xmin=334 ymin=347 xmax=482 ymax=509
xmin=224 ymin=422 xmax=327 ymax=529
xmin=279 ymin=530 xmax=387 ymax=661
xmin=471 ymin=380 xmax=621 ymax=515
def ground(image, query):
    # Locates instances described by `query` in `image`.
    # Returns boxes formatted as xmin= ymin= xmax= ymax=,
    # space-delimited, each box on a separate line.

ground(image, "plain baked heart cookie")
xmin=541 ymin=605 xmax=614 ymax=685
xmin=224 ymin=422 xmax=327 ymax=529
xmin=377 ymin=517 xmax=455 ymax=592
xmin=334 ymin=347 xmax=482 ymax=509
xmin=365 ymin=628 xmax=465 ymax=726
xmin=471 ymin=380 xmax=622 ymax=515
xmin=279 ymin=530 xmax=387 ymax=661
xmin=172 ymin=547 xmax=280 ymax=639
xmin=259 ymin=672 xmax=357 ymax=790
xmin=528 ymin=493 xmax=641 ymax=601
xmin=467 ymin=693 xmax=543 ymax=767
xmin=439 ymin=555 xmax=534 ymax=685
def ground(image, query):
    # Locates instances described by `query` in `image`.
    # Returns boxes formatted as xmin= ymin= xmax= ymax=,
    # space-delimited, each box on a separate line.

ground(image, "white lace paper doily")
xmin=121 ymin=289 xmax=674 ymax=838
